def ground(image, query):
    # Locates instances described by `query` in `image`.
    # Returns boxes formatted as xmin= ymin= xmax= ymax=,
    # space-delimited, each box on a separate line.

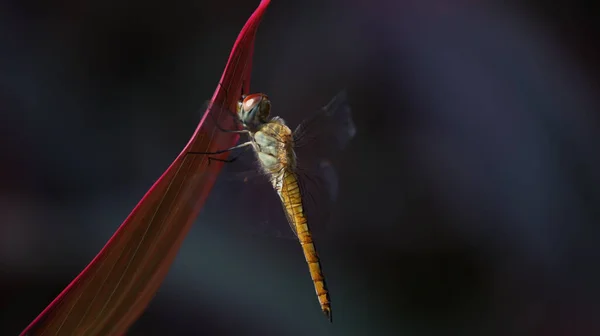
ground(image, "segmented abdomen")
xmin=276 ymin=169 xmax=332 ymax=321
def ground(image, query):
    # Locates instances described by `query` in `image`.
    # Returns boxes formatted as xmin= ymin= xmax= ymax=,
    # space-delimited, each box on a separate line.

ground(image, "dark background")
xmin=1 ymin=0 xmax=599 ymax=335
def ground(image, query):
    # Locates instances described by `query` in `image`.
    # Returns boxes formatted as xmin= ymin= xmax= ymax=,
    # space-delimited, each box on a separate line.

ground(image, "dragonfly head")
xmin=237 ymin=93 xmax=271 ymax=129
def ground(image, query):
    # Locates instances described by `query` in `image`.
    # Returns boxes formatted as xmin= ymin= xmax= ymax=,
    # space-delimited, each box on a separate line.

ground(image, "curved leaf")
xmin=20 ymin=1 xmax=271 ymax=335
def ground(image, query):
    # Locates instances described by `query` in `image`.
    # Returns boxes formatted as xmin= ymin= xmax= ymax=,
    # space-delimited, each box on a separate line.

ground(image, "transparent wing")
xmin=199 ymin=160 xmax=340 ymax=240
xmin=196 ymin=145 xmax=292 ymax=240
xmin=195 ymin=91 xmax=355 ymax=241
xmin=203 ymin=169 xmax=293 ymax=239
xmin=290 ymin=90 xmax=356 ymax=238
xmin=293 ymin=90 xmax=356 ymax=171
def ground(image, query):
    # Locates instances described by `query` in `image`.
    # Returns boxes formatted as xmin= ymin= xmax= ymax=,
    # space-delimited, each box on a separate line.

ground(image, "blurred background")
xmin=1 ymin=0 xmax=599 ymax=335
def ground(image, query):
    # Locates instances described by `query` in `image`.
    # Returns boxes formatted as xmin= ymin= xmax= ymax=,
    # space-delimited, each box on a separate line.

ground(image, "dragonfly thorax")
xmin=237 ymin=93 xmax=271 ymax=132
xmin=253 ymin=118 xmax=297 ymax=176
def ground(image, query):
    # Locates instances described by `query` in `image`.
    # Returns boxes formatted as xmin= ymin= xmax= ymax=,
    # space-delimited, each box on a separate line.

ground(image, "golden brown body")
xmin=278 ymin=169 xmax=332 ymax=321
xmin=252 ymin=118 xmax=332 ymax=321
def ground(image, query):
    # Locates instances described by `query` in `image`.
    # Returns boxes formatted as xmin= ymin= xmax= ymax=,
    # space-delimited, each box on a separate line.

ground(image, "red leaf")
xmin=20 ymin=1 xmax=271 ymax=335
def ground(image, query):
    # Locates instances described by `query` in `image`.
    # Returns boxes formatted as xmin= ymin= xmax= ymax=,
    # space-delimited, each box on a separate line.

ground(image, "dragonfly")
xmin=191 ymin=88 xmax=356 ymax=322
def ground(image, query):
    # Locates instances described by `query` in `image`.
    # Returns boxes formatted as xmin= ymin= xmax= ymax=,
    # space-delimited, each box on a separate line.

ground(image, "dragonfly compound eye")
xmin=242 ymin=93 xmax=263 ymax=112
xmin=242 ymin=93 xmax=271 ymax=122
xmin=258 ymin=96 xmax=271 ymax=120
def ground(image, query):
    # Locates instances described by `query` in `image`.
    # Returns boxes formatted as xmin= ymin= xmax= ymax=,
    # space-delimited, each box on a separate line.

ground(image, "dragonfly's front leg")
xmin=212 ymin=82 xmax=250 ymax=134
xmin=188 ymin=141 xmax=253 ymax=164
xmin=208 ymin=107 xmax=249 ymax=134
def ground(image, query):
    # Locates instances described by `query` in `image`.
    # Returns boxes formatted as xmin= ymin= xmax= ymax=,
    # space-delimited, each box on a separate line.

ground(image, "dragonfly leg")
xmin=208 ymin=105 xmax=248 ymax=134
xmin=188 ymin=141 xmax=253 ymax=165
xmin=205 ymin=149 xmax=249 ymax=165
xmin=187 ymin=141 xmax=253 ymax=156
xmin=206 ymin=156 xmax=236 ymax=165
xmin=213 ymin=82 xmax=250 ymax=134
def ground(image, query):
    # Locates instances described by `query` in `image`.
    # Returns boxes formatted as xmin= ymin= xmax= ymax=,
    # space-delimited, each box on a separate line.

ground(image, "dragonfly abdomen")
xmin=278 ymin=170 xmax=332 ymax=322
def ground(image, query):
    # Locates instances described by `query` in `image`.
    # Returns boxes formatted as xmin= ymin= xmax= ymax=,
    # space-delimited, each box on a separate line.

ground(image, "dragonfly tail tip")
xmin=323 ymin=307 xmax=332 ymax=323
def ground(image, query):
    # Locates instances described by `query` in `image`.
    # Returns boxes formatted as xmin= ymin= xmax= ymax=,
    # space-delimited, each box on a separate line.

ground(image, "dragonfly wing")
xmin=293 ymin=90 xmax=356 ymax=168
xmin=292 ymin=159 xmax=340 ymax=239
xmin=199 ymin=152 xmax=299 ymax=240
xmin=199 ymin=162 xmax=337 ymax=240
xmin=288 ymin=90 xmax=356 ymax=237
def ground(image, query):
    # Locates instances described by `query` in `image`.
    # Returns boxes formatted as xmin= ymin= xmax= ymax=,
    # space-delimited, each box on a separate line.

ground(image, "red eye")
xmin=242 ymin=93 xmax=267 ymax=111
